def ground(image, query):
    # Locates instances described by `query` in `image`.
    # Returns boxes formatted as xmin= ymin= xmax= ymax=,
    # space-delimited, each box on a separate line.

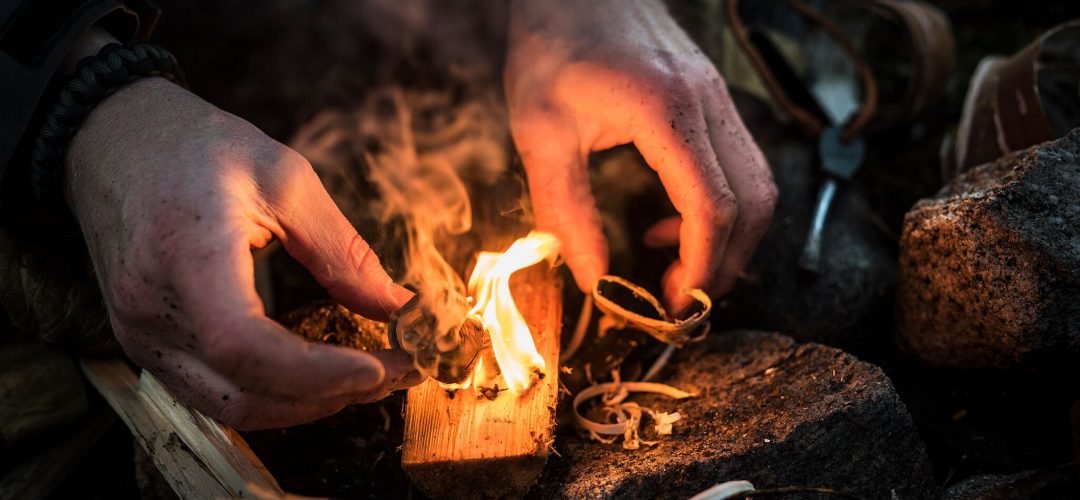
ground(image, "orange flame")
xmin=466 ymin=231 xmax=560 ymax=394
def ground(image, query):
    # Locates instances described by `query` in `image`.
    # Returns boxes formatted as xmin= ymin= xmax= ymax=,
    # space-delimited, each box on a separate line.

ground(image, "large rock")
xmin=532 ymin=331 xmax=933 ymax=499
xmin=896 ymin=130 xmax=1080 ymax=369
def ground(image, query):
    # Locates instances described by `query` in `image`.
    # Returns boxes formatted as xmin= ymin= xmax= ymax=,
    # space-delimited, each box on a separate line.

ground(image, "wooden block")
xmin=80 ymin=358 xmax=287 ymax=499
xmin=402 ymin=266 xmax=562 ymax=499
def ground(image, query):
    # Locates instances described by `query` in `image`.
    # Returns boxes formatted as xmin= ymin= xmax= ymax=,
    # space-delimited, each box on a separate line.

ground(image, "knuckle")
xmin=739 ymin=182 xmax=779 ymax=236
xmin=662 ymin=73 xmax=696 ymax=99
xmin=707 ymin=189 xmax=739 ymax=228
xmin=264 ymin=147 xmax=318 ymax=201
xmin=648 ymin=70 xmax=696 ymax=103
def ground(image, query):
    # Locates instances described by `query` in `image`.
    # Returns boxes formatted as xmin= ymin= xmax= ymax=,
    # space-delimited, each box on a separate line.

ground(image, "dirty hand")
xmin=505 ymin=0 xmax=777 ymax=313
xmin=65 ymin=77 xmax=421 ymax=429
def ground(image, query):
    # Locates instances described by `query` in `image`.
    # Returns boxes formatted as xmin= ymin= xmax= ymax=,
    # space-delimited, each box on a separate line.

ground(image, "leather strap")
xmin=725 ymin=0 xmax=878 ymax=142
xmin=837 ymin=0 xmax=955 ymax=128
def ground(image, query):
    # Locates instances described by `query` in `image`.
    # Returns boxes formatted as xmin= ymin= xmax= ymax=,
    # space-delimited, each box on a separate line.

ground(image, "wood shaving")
xmin=573 ymin=371 xmax=696 ymax=450
xmin=592 ymin=275 xmax=712 ymax=346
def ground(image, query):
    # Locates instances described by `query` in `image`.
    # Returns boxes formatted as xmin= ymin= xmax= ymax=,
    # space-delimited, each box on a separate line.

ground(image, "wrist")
xmin=60 ymin=27 xmax=119 ymax=76
xmin=66 ymin=76 xmax=176 ymax=178
xmin=28 ymin=39 xmax=184 ymax=211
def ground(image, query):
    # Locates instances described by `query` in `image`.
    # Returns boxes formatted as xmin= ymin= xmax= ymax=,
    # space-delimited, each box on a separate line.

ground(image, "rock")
xmin=532 ymin=331 xmax=933 ymax=500
xmin=896 ymin=130 xmax=1080 ymax=369
xmin=944 ymin=466 xmax=1079 ymax=500
xmin=886 ymin=357 xmax=1078 ymax=476
xmin=714 ymin=127 xmax=898 ymax=350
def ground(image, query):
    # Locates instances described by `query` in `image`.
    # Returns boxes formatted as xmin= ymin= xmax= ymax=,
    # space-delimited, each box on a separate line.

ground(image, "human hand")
xmin=65 ymin=77 xmax=420 ymax=429
xmin=505 ymin=0 xmax=776 ymax=314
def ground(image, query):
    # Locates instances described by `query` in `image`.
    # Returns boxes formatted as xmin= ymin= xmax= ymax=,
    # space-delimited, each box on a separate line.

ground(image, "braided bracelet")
xmin=29 ymin=41 xmax=185 ymax=208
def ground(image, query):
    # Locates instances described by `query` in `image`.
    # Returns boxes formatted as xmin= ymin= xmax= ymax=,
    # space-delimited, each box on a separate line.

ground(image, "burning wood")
xmin=391 ymin=231 xmax=559 ymax=393
xmin=401 ymin=264 xmax=562 ymax=499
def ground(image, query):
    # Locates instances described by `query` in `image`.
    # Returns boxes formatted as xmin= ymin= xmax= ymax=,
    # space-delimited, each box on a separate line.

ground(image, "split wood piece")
xmin=402 ymin=265 xmax=562 ymax=499
xmin=80 ymin=358 xmax=288 ymax=499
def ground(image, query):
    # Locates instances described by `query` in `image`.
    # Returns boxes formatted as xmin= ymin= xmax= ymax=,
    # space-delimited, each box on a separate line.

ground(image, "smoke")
xmin=288 ymin=1 xmax=513 ymax=334
xmin=363 ymin=89 xmax=472 ymax=335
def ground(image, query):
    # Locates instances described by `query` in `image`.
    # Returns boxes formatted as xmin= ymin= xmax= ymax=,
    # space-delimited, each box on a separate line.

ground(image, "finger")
xmin=643 ymin=216 xmax=681 ymax=248
xmin=166 ymin=233 xmax=389 ymax=401
xmin=661 ymin=260 xmax=689 ymax=316
xmin=703 ymin=85 xmax=777 ymax=295
xmin=146 ymin=347 xmax=356 ymax=430
xmin=362 ymin=350 xmax=426 ymax=398
xmin=512 ymin=112 xmax=608 ymax=292
xmin=148 ymin=348 xmax=423 ymax=430
xmin=632 ymin=100 xmax=737 ymax=313
xmin=271 ymin=154 xmax=413 ymax=321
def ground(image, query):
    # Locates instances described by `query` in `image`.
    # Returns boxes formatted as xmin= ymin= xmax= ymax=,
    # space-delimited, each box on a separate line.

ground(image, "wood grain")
xmin=402 ymin=265 xmax=562 ymax=499
xmin=81 ymin=358 xmax=286 ymax=499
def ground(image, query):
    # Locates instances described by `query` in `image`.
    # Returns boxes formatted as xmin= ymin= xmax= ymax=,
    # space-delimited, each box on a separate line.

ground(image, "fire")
xmin=465 ymin=231 xmax=559 ymax=394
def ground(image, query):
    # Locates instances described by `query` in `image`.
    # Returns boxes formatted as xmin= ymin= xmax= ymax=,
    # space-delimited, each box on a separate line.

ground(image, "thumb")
xmin=275 ymin=163 xmax=413 ymax=320
xmin=513 ymin=114 xmax=608 ymax=292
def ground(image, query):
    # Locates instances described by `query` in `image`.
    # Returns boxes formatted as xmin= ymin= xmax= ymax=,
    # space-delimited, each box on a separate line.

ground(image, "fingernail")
xmin=388 ymin=283 xmax=415 ymax=310
xmin=395 ymin=369 xmax=426 ymax=390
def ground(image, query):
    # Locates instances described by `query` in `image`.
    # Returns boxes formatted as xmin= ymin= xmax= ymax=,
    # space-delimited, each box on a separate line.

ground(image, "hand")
xmin=505 ymin=0 xmax=776 ymax=313
xmin=66 ymin=77 xmax=420 ymax=429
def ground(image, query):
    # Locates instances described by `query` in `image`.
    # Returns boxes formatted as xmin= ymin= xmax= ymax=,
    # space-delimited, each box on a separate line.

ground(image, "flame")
xmin=465 ymin=231 xmax=559 ymax=394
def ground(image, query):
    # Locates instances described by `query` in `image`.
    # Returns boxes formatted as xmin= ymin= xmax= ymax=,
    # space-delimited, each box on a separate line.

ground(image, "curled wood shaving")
xmin=573 ymin=372 xmax=696 ymax=450
xmin=592 ymin=275 xmax=712 ymax=346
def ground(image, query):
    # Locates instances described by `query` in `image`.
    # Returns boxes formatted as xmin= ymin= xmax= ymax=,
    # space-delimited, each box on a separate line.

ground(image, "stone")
xmin=532 ymin=331 xmax=933 ymax=500
xmin=886 ymin=357 xmax=1078 ymax=476
xmin=944 ymin=466 xmax=1079 ymax=500
xmin=896 ymin=129 xmax=1080 ymax=369
xmin=713 ymin=128 xmax=898 ymax=351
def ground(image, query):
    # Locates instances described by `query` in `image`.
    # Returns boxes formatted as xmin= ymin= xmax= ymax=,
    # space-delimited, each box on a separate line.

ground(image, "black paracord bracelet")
xmin=29 ymin=41 xmax=186 ymax=208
